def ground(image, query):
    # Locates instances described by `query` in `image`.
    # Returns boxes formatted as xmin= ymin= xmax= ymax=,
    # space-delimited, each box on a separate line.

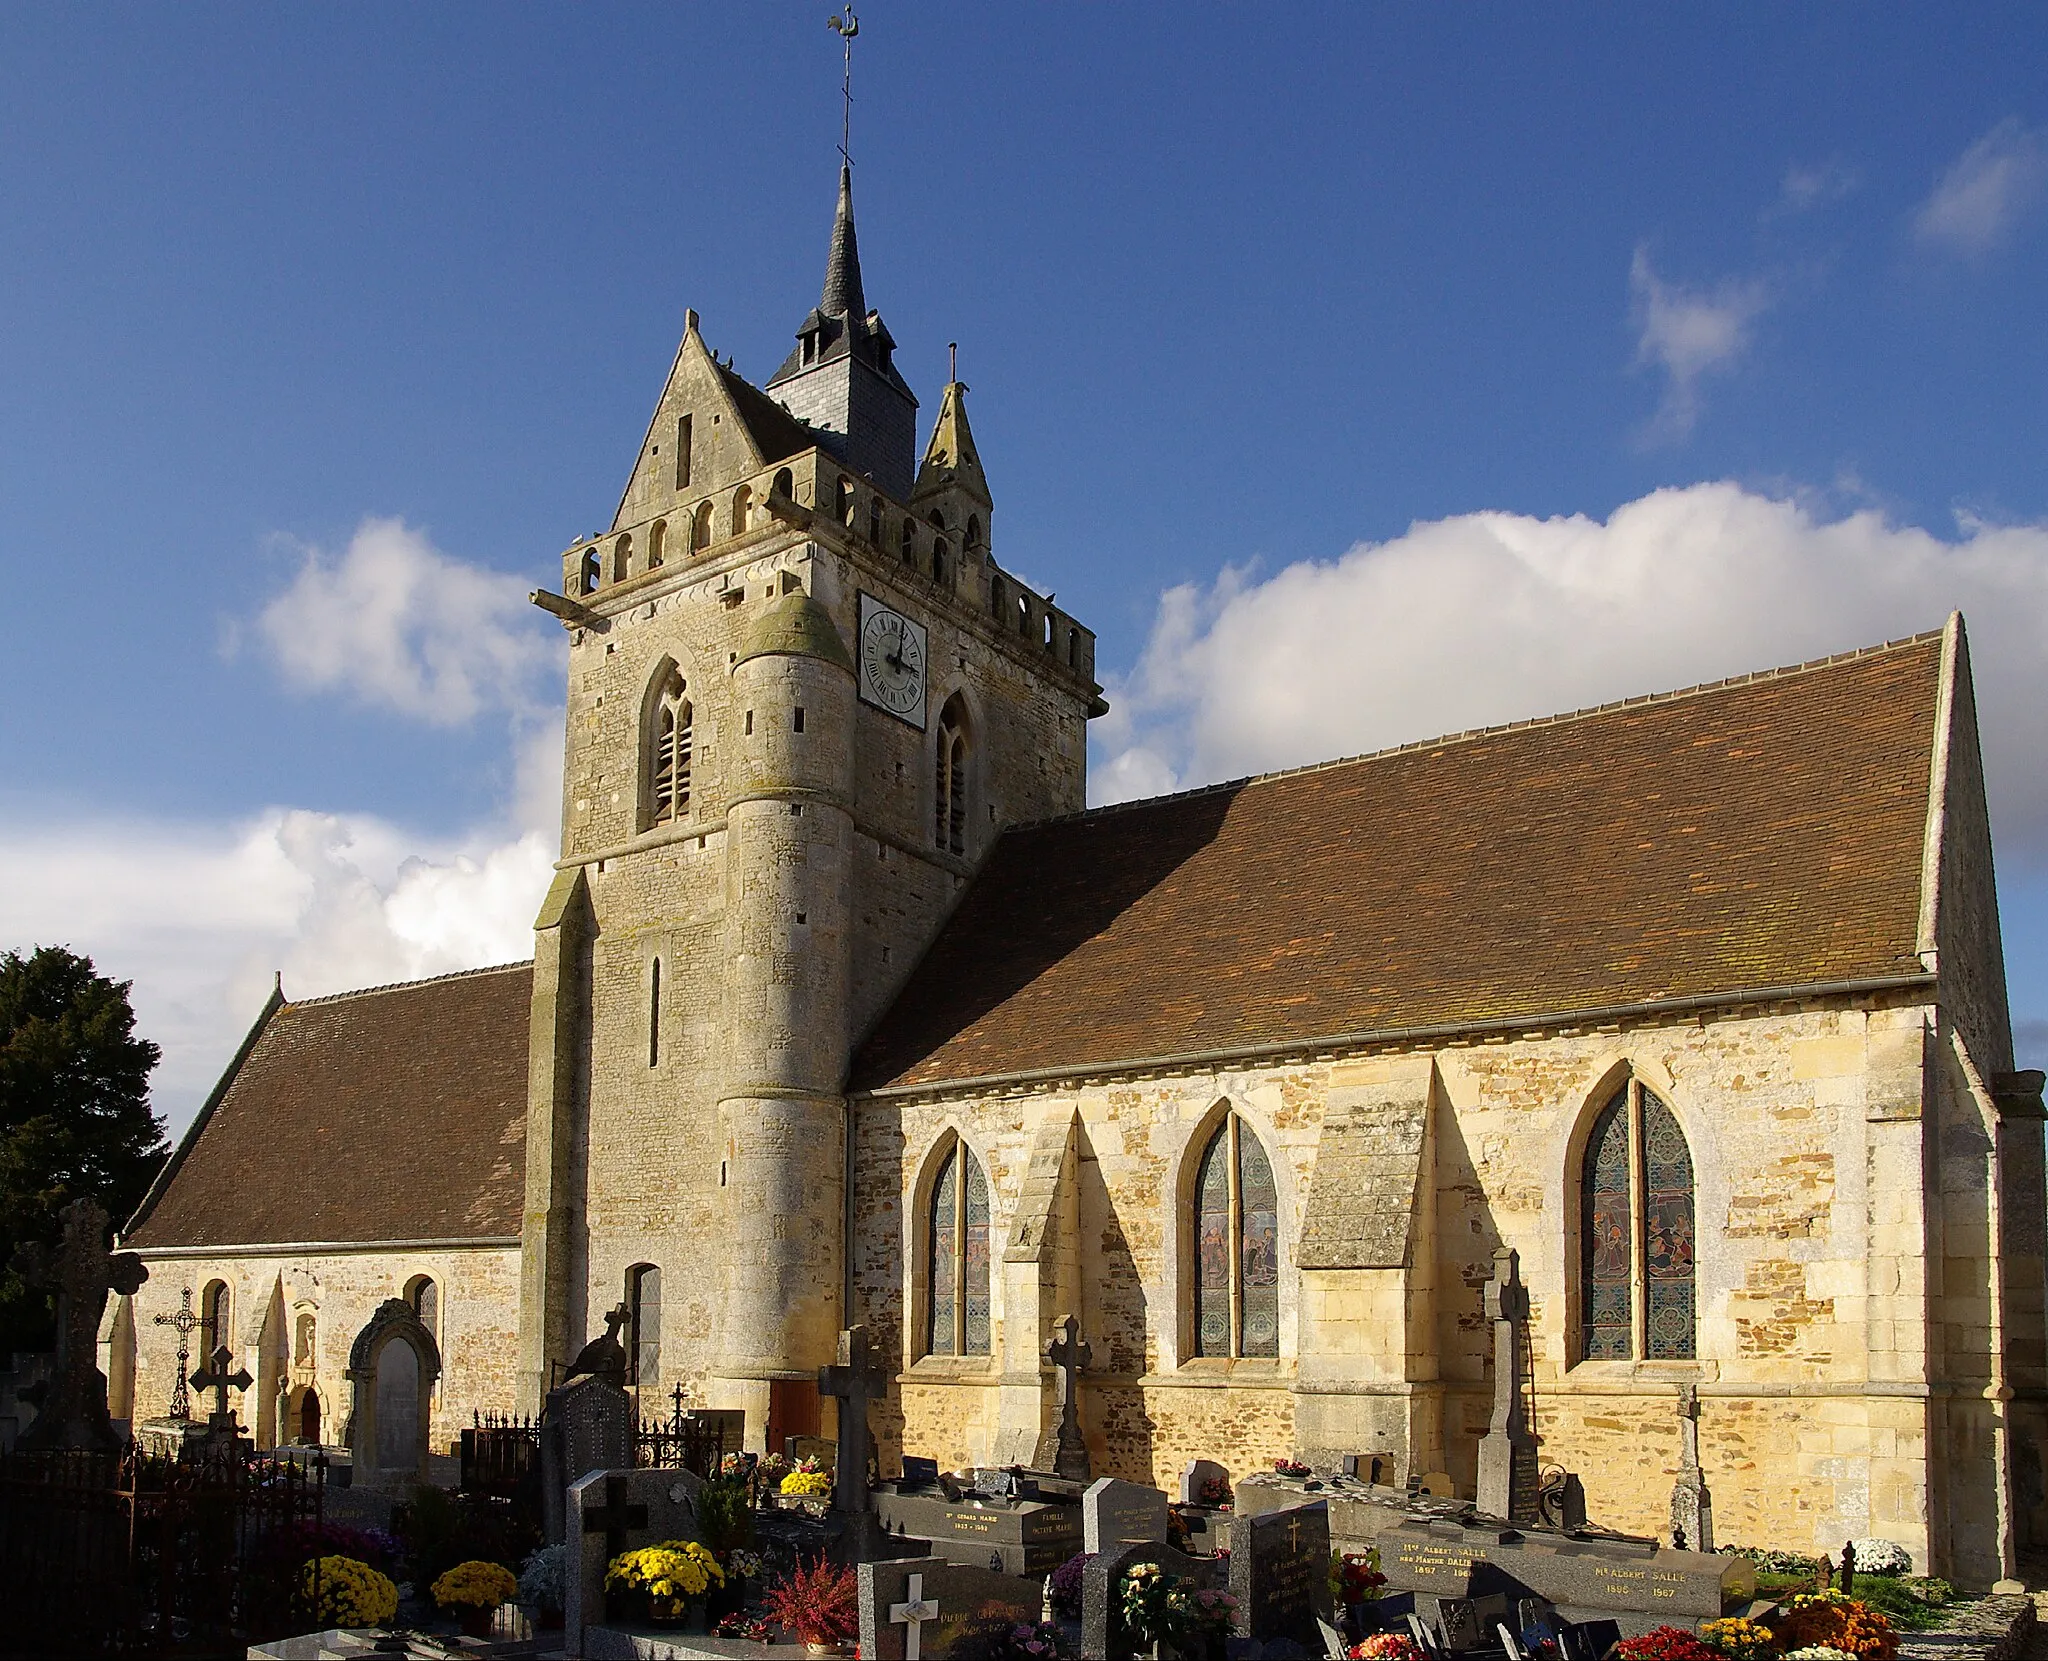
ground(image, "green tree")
xmin=0 ymin=946 xmax=165 ymax=1353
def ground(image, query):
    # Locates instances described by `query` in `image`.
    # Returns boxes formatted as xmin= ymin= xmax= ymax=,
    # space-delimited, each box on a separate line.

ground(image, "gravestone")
xmin=1042 ymin=1315 xmax=1092 ymax=1481
xmin=819 ymin=1323 xmax=887 ymax=1513
xmin=875 ymin=1486 xmax=1083 ymax=1575
xmin=1229 ymin=1500 xmax=1332 ymax=1650
xmin=1081 ymin=1539 xmax=1224 ymax=1661
xmin=1668 ymin=1386 xmax=1712 ymax=1552
xmin=11 ymin=1197 xmax=147 ymax=1452
xmin=789 ymin=1434 xmax=837 ymax=1466
xmin=542 ymin=1372 xmax=635 ymax=1546
xmin=374 ymin=1340 xmax=419 ymax=1472
xmin=860 ymin=1556 xmax=1043 ymax=1661
xmin=564 ymin=1464 xmax=704 ymax=1657
xmin=1474 ymin=1248 xmax=1538 ymax=1526
xmin=901 ymin=1455 xmax=944 ymax=1491
xmin=1084 ymin=1476 xmax=1171 ymax=1554
xmin=1182 ymin=1457 xmax=1232 ymax=1507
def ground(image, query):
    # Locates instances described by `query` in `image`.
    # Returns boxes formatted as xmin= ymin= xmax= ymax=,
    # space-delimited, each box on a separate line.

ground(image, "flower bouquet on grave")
xmin=299 ymin=1554 xmax=400 ymax=1629
xmin=1613 ymin=1627 xmax=1719 ymax=1661
xmin=518 ymin=1543 xmax=569 ymax=1631
xmin=1273 ymin=1458 xmax=1313 ymax=1480
xmin=1197 ymin=1476 xmax=1233 ymax=1510
xmin=1349 ymin=1636 xmax=1425 ymax=1661
xmin=1771 ymin=1591 xmax=1898 ymax=1661
xmin=1698 ymin=1617 xmax=1778 ymax=1661
xmin=606 ymin=1539 xmax=726 ymax=1628
xmin=433 ymin=1559 xmax=519 ymax=1637
xmin=951 ymin=1618 xmax=1076 ymax=1661
xmin=763 ymin=1555 xmax=859 ymax=1656
xmin=1120 ymin=1564 xmax=1238 ymax=1661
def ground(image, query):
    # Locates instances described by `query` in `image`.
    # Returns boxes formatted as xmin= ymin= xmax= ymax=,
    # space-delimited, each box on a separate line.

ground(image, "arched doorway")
xmin=297 ymin=1386 xmax=322 ymax=1445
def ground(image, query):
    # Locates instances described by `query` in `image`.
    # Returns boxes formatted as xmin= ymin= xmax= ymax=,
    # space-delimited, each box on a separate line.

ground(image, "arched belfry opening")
xmin=935 ymin=692 xmax=968 ymax=856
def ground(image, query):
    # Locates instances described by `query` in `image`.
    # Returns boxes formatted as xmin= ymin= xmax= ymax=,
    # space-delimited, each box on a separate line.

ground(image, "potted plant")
xmin=432 ymin=1560 xmax=520 ymax=1638
xmin=763 ymin=1556 xmax=859 ymax=1656
xmin=606 ymin=1540 xmax=726 ymax=1628
xmin=518 ymin=1543 xmax=569 ymax=1632
xmin=299 ymin=1554 xmax=400 ymax=1630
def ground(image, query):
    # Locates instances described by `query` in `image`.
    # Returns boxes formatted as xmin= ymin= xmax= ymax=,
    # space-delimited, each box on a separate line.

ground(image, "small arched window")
xmin=648 ymin=520 xmax=666 ymax=570
xmin=580 ymin=547 xmax=601 ymax=596
xmin=1580 ymin=1079 xmax=1696 ymax=1361
xmin=649 ymin=671 xmax=692 ymax=826
xmin=627 ymin=1264 xmax=661 ymax=1386
xmin=868 ymin=497 xmax=884 ymax=546
xmin=731 ymin=485 xmax=752 ymax=537
xmin=691 ymin=500 xmax=715 ymax=553
xmin=926 ymin=1139 xmax=991 ymax=1357
xmin=613 ymin=533 xmax=632 ymax=582
xmin=899 ymin=517 xmax=916 ymax=563
xmin=773 ymin=467 xmax=794 ymax=502
xmin=935 ymin=694 xmax=967 ymax=856
xmin=1191 ymin=1113 xmax=1280 ymax=1358
xmin=933 ymin=538 xmax=950 ymax=587
xmin=928 ymin=509 xmax=947 ymax=531
xmin=965 ymin=515 xmax=984 ymax=555
xmin=1016 ymin=595 xmax=1031 ymax=636
xmin=836 ymin=477 xmax=856 ymax=525
xmin=405 ymin=1274 xmax=438 ymax=1336
xmin=989 ymin=576 xmax=1006 ymax=620
xmin=199 ymin=1279 xmax=231 ymax=1362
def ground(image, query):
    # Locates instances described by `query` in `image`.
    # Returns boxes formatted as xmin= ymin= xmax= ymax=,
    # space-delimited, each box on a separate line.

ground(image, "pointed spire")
xmin=820 ymin=161 xmax=867 ymax=323
xmin=914 ymin=380 xmax=992 ymax=510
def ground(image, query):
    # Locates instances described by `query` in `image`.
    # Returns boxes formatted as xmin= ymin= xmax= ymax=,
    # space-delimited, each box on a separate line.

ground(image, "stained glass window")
xmin=1578 ymin=1081 xmax=1696 ymax=1363
xmin=925 ymin=1140 xmax=992 ymax=1358
xmin=1193 ymin=1114 xmax=1282 ymax=1358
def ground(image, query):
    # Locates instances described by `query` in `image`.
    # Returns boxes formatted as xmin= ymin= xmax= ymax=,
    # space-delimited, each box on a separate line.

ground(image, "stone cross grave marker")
xmin=1229 ymin=1498 xmax=1332 ymax=1651
xmin=862 ymin=1556 xmax=1044 ymax=1661
xmin=1084 ymin=1476 xmax=1170 ymax=1554
xmin=1668 ymin=1385 xmax=1712 ymax=1552
xmin=1475 ymin=1247 xmax=1539 ymax=1525
xmin=1044 ymin=1315 xmax=1092 ymax=1482
xmin=152 ymin=1287 xmax=200 ymax=1423
xmin=565 ymin=1464 xmax=703 ymax=1654
xmin=191 ymin=1343 xmax=254 ymax=1428
xmin=11 ymin=1196 xmax=148 ymax=1452
xmin=819 ymin=1323 xmax=888 ymax=1513
xmin=890 ymin=1570 xmax=942 ymax=1661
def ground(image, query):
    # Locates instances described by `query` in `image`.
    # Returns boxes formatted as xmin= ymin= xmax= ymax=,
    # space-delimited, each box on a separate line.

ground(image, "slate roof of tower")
xmin=851 ymin=631 xmax=1949 ymax=1094
xmin=125 ymin=963 xmax=532 ymax=1249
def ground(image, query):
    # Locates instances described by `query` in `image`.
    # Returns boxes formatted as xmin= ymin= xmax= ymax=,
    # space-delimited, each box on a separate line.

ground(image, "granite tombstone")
xmin=860 ymin=1556 xmax=1044 ymax=1661
xmin=1229 ymin=1500 xmax=1332 ymax=1650
xmin=564 ymin=1465 xmax=704 ymax=1658
xmin=1084 ymin=1477 xmax=1171 ymax=1554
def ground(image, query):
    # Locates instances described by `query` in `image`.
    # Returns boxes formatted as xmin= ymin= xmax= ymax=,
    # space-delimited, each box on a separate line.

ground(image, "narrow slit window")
xmin=648 ymin=958 xmax=662 ymax=1067
xmin=675 ymin=415 xmax=693 ymax=489
xmin=935 ymin=694 xmax=967 ymax=855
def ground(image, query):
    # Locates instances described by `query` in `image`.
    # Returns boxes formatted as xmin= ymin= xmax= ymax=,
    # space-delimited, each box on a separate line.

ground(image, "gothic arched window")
xmin=1579 ymin=1079 xmax=1696 ymax=1361
xmin=935 ymin=695 xmax=967 ymax=856
xmin=926 ymin=1139 xmax=991 ymax=1358
xmin=627 ymin=1264 xmax=661 ymax=1386
xmin=200 ymin=1279 xmax=231 ymax=1361
xmin=1191 ymin=1114 xmax=1280 ymax=1358
xmin=648 ymin=671 xmax=692 ymax=827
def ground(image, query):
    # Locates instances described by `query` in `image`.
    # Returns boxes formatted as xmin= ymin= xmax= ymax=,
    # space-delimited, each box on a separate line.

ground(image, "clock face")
xmin=858 ymin=593 xmax=928 ymax=728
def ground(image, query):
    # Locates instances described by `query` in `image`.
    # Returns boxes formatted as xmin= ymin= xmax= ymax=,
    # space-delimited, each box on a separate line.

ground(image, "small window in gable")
xmin=675 ymin=415 xmax=693 ymax=489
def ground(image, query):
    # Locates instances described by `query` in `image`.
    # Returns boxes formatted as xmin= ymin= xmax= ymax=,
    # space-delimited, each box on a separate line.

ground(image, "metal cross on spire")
xmin=828 ymin=8 xmax=860 ymax=166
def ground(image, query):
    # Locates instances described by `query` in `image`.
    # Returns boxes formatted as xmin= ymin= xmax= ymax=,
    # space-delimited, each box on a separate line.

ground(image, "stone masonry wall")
xmin=125 ymin=1245 xmax=521 ymax=1456
xmin=852 ymin=999 xmax=1992 ymax=1570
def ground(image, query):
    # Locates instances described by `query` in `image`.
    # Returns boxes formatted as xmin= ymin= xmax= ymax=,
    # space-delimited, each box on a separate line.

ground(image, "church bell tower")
xmin=515 ymin=164 xmax=1105 ymax=1446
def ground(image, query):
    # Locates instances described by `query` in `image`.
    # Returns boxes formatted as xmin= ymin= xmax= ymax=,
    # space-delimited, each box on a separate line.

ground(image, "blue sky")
xmin=3 ymin=4 xmax=2046 ymax=1126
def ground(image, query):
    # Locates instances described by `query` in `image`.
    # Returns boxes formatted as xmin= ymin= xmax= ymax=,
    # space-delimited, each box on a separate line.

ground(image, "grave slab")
xmin=566 ymin=1466 xmax=705 ymax=1659
xmin=1083 ymin=1477 xmax=1171 ymax=1554
xmin=1229 ymin=1500 xmax=1333 ymax=1651
xmin=860 ymin=1555 xmax=1046 ymax=1661
xmin=876 ymin=1487 xmax=1083 ymax=1576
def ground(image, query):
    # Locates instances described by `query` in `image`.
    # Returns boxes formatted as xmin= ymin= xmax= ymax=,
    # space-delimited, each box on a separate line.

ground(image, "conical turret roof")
xmin=819 ymin=162 xmax=866 ymax=323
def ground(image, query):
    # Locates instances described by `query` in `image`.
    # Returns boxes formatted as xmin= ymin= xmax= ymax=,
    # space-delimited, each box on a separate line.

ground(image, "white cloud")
xmin=1914 ymin=118 xmax=2048 ymax=255
xmin=1627 ymin=248 xmax=1771 ymax=440
xmin=256 ymin=517 xmax=556 ymax=725
xmin=1774 ymin=159 xmax=1858 ymax=216
xmin=1095 ymin=482 xmax=2048 ymax=876
xmin=0 ymin=799 xmax=556 ymax=1137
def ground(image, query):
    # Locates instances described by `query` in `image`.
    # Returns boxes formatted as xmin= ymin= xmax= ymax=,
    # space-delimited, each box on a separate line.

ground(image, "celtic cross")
xmin=153 ymin=1287 xmax=200 ymax=1422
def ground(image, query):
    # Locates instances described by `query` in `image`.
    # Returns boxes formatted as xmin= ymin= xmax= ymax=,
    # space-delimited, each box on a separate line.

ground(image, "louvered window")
xmin=649 ymin=675 xmax=692 ymax=826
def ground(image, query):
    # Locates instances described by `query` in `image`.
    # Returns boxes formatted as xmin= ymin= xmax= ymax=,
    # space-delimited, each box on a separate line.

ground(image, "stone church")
xmin=112 ymin=165 xmax=2046 ymax=1584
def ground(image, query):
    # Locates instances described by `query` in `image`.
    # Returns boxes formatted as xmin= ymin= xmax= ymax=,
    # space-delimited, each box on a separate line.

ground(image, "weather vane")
xmin=828 ymin=9 xmax=859 ymax=166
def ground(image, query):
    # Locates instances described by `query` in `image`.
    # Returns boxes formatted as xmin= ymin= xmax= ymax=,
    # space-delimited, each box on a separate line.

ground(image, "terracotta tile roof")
xmin=852 ymin=633 xmax=1947 ymax=1093
xmin=125 ymin=963 xmax=531 ymax=1249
